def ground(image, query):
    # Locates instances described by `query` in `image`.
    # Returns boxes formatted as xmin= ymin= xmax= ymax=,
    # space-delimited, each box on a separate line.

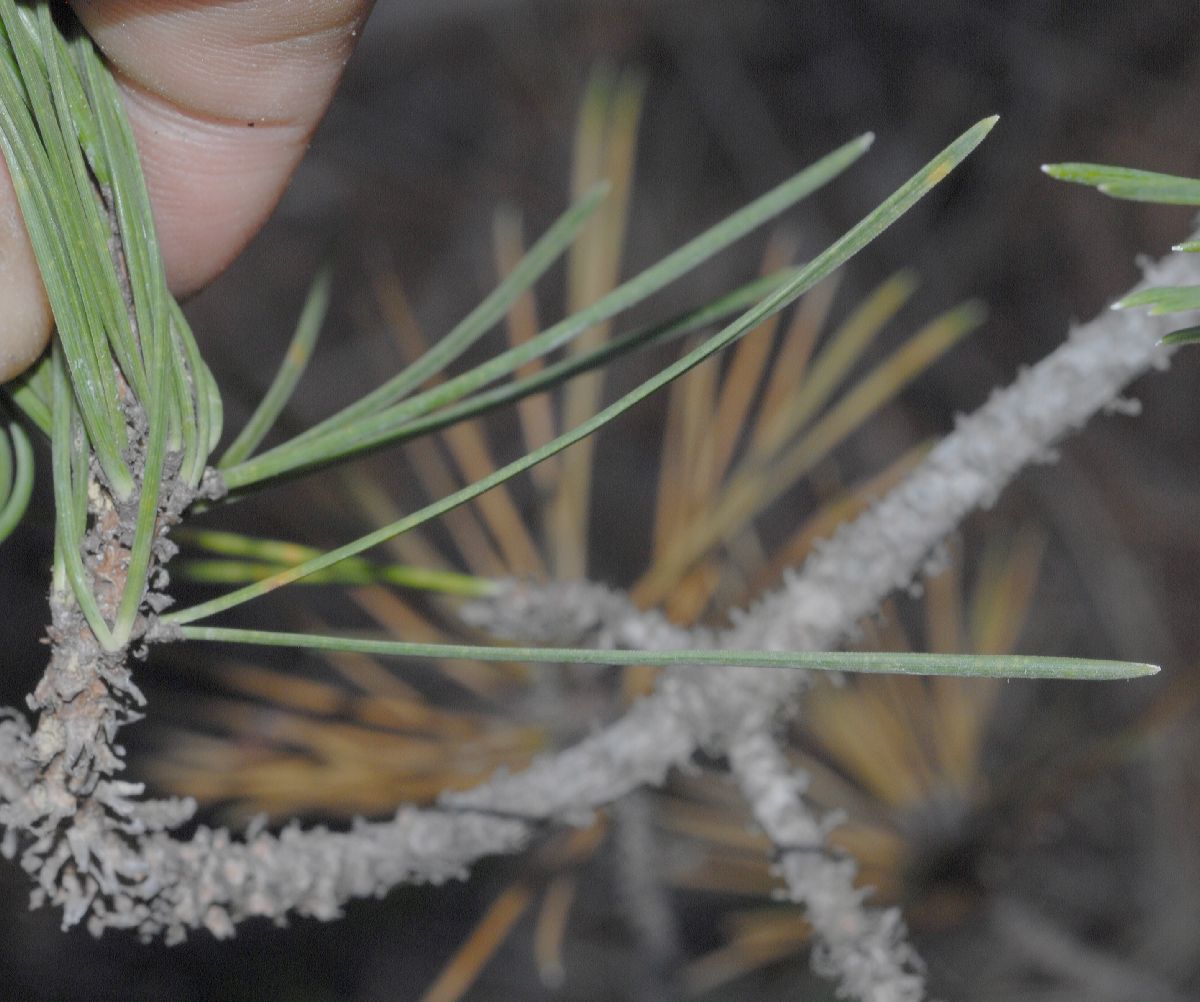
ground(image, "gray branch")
xmin=728 ymin=727 xmax=926 ymax=1002
xmin=0 ymin=247 xmax=1195 ymax=952
xmin=449 ymin=245 xmax=1197 ymax=818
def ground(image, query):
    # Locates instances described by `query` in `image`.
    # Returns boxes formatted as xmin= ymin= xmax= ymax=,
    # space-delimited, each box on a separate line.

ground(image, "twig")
xmin=450 ymin=242 xmax=1199 ymax=821
xmin=0 ymin=247 xmax=1195 ymax=942
xmin=727 ymin=728 xmax=925 ymax=1002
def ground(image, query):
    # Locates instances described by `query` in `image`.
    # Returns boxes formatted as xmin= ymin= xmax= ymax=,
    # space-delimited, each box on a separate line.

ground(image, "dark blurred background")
xmin=2 ymin=1 xmax=1200 ymax=999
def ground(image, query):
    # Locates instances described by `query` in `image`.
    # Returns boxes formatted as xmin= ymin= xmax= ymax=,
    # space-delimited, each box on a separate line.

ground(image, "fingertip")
xmin=0 ymin=317 xmax=52 ymax=383
xmin=70 ymin=0 xmax=376 ymax=297
xmin=0 ymin=166 xmax=52 ymax=383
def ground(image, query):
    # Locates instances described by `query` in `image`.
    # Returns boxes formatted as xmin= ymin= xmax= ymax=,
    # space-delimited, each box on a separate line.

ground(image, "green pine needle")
xmin=1043 ymin=162 xmax=1200 ymax=205
xmin=1161 ymin=326 xmax=1200 ymax=346
xmin=218 ymin=263 xmax=333 ymax=468
xmin=0 ymin=416 xmax=34 ymax=544
xmin=1113 ymin=285 xmax=1200 ymax=315
xmin=221 ymin=132 xmax=877 ymax=491
xmin=1044 ymin=161 xmax=1200 ymax=335
xmin=172 ymin=626 xmax=1157 ymax=681
xmin=0 ymin=1 xmax=224 ymax=647
xmin=4 ymin=356 xmax=54 ymax=435
xmin=273 ymin=267 xmax=804 ymax=460
xmin=177 ymin=528 xmax=495 ymax=596
xmin=164 ymin=116 xmax=1000 ymax=628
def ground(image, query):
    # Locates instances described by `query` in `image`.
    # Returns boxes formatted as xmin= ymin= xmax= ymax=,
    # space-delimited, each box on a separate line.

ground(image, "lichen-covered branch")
xmin=727 ymin=727 xmax=925 ymax=1002
xmin=0 ymin=688 xmax=528 ymax=940
xmin=450 ymin=244 xmax=1199 ymax=818
xmin=0 ymin=248 xmax=1195 ymax=946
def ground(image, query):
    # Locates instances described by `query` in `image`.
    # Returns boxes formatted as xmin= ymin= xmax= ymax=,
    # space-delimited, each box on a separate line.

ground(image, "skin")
xmin=0 ymin=0 xmax=375 ymax=381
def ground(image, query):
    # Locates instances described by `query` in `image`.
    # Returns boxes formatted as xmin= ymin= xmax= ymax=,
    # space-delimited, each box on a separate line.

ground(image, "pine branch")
xmin=727 ymin=728 xmax=926 ymax=1002
xmin=452 ymin=242 xmax=1200 ymax=825
xmin=0 ymin=217 xmax=1191 ymax=946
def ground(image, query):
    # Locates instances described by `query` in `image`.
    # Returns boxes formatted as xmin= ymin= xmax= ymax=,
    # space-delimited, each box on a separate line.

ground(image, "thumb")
xmin=0 ymin=170 xmax=52 ymax=382
xmin=0 ymin=0 xmax=374 ymax=383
